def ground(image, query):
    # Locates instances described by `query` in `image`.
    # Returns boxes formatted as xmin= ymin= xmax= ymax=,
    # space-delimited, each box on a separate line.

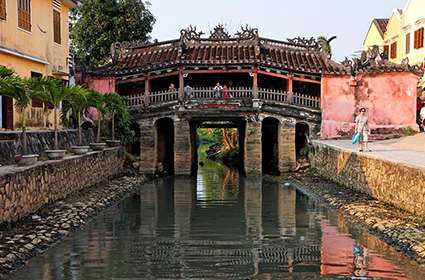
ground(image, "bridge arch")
xmin=262 ymin=117 xmax=280 ymax=175
xmin=295 ymin=122 xmax=310 ymax=159
xmin=155 ymin=117 xmax=175 ymax=174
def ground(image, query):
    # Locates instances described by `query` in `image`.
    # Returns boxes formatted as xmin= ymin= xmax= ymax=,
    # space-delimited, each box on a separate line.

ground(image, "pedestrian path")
xmin=314 ymin=134 xmax=425 ymax=169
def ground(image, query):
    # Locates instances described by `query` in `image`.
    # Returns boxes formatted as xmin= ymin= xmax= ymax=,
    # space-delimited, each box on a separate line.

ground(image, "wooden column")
xmin=287 ymin=74 xmax=294 ymax=104
xmin=178 ymin=68 xmax=184 ymax=102
xmin=144 ymin=76 xmax=151 ymax=106
xmin=252 ymin=69 xmax=258 ymax=99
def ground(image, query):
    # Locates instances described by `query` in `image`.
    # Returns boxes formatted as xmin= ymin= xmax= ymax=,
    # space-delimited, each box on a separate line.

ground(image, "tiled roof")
xmin=373 ymin=18 xmax=389 ymax=37
xmin=98 ymin=27 xmax=347 ymax=76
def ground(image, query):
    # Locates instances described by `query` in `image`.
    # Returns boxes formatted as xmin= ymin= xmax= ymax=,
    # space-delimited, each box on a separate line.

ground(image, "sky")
xmin=148 ymin=0 xmax=406 ymax=62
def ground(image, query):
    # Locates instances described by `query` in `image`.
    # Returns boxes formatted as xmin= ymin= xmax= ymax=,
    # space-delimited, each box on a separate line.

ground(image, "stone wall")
xmin=0 ymin=129 xmax=94 ymax=166
xmin=0 ymin=148 xmax=124 ymax=223
xmin=310 ymin=142 xmax=425 ymax=215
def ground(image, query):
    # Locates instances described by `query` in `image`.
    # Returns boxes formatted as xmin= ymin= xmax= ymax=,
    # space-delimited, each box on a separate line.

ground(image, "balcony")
xmin=125 ymin=87 xmax=321 ymax=110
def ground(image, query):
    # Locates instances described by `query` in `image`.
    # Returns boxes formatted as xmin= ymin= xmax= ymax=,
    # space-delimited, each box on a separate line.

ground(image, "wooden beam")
xmin=178 ymin=67 xmax=184 ymax=101
xmin=184 ymin=69 xmax=252 ymax=75
xmin=252 ymin=67 xmax=258 ymax=99
xmin=257 ymin=70 xmax=321 ymax=84
xmin=116 ymin=70 xmax=179 ymax=84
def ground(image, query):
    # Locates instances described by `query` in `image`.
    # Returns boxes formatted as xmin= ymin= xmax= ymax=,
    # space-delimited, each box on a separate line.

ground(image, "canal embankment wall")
xmin=0 ymin=147 xmax=124 ymax=223
xmin=310 ymin=141 xmax=425 ymax=215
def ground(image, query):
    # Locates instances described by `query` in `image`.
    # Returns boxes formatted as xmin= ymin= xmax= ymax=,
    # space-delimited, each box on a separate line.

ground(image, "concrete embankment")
xmin=310 ymin=140 xmax=425 ymax=215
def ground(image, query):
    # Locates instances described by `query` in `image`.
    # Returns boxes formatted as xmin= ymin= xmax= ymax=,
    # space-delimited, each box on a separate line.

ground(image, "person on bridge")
xmin=168 ymin=83 xmax=176 ymax=92
xmin=213 ymin=83 xmax=223 ymax=98
xmin=184 ymin=84 xmax=193 ymax=99
xmin=355 ymin=108 xmax=371 ymax=152
xmin=223 ymin=85 xmax=230 ymax=99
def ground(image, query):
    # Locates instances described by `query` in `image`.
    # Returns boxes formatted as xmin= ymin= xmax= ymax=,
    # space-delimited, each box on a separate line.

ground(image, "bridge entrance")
xmin=193 ymin=120 xmax=245 ymax=173
xmin=156 ymin=118 xmax=175 ymax=174
xmin=262 ymin=117 xmax=280 ymax=175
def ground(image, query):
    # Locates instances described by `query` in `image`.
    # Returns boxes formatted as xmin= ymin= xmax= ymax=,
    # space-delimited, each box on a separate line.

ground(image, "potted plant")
xmin=104 ymin=92 xmax=128 ymax=147
xmin=66 ymin=86 xmax=91 ymax=155
xmin=0 ymin=66 xmax=39 ymax=166
xmin=87 ymin=90 xmax=107 ymax=151
xmin=32 ymin=77 xmax=71 ymax=160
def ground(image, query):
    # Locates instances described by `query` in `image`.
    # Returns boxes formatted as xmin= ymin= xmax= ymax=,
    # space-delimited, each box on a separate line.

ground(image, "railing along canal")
xmin=125 ymin=87 xmax=320 ymax=109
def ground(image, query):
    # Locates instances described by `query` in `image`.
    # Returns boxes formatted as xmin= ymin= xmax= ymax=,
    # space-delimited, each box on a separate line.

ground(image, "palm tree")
xmin=0 ymin=67 xmax=35 ymax=155
xmin=32 ymin=77 xmax=72 ymax=151
xmin=104 ymin=93 xmax=128 ymax=141
xmin=87 ymin=90 xmax=107 ymax=143
xmin=317 ymin=36 xmax=337 ymax=59
xmin=65 ymin=86 xmax=89 ymax=146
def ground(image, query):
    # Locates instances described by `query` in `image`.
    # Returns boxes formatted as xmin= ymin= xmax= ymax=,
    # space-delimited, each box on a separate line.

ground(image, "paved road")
xmin=314 ymin=134 xmax=425 ymax=169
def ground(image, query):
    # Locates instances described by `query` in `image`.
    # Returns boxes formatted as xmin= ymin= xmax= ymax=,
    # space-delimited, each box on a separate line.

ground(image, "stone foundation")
xmin=244 ymin=120 xmax=262 ymax=174
xmin=174 ymin=118 xmax=192 ymax=176
xmin=0 ymin=129 xmax=94 ymax=166
xmin=310 ymin=142 xmax=425 ymax=215
xmin=0 ymin=147 xmax=124 ymax=223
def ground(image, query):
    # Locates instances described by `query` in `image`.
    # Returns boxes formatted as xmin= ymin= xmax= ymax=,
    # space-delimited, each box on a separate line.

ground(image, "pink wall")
xmin=321 ymin=72 xmax=420 ymax=139
xmin=85 ymin=77 xmax=117 ymax=122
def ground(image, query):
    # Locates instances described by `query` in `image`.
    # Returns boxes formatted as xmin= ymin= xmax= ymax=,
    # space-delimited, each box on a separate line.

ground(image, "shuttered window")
xmin=0 ymin=0 xmax=6 ymax=20
xmin=390 ymin=42 xmax=397 ymax=59
xmin=18 ymin=0 xmax=31 ymax=31
xmin=414 ymin=28 xmax=424 ymax=49
xmin=383 ymin=45 xmax=389 ymax=57
xmin=53 ymin=9 xmax=61 ymax=44
xmin=406 ymin=33 xmax=411 ymax=54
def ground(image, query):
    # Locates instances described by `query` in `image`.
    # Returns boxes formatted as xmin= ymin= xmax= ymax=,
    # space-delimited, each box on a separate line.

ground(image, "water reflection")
xmin=8 ymin=156 xmax=425 ymax=279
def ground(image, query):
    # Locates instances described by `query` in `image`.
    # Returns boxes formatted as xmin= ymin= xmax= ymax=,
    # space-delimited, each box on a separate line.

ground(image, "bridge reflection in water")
xmin=10 ymin=157 xmax=424 ymax=280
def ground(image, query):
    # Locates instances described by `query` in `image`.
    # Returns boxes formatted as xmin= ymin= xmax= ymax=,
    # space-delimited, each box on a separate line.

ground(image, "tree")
xmin=71 ymin=0 xmax=155 ymax=67
xmin=87 ymin=91 xmax=108 ymax=143
xmin=104 ymin=93 xmax=129 ymax=141
xmin=32 ymin=77 xmax=73 ymax=150
xmin=0 ymin=67 xmax=36 ymax=154
xmin=317 ymin=36 xmax=337 ymax=59
xmin=65 ymin=86 xmax=89 ymax=145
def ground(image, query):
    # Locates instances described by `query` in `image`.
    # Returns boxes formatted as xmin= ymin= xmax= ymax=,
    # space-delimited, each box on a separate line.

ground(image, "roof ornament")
xmin=342 ymin=45 xmax=394 ymax=75
xmin=180 ymin=25 xmax=205 ymax=42
xmin=286 ymin=37 xmax=319 ymax=49
xmin=235 ymin=25 xmax=259 ymax=41
xmin=209 ymin=24 xmax=231 ymax=39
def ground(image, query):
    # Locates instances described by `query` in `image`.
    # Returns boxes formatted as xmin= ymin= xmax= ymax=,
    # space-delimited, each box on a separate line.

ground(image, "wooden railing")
xmin=125 ymin=87 xmax=320 ymax=109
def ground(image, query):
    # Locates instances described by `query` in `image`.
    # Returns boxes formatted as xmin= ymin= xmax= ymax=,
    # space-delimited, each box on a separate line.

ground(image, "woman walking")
xmin=355 ymin=108 xmax=370 ymax=152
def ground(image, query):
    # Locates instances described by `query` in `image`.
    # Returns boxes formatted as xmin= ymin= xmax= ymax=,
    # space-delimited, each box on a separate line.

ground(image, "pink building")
xmin=321 ymin=70 xmax=421 ymax=139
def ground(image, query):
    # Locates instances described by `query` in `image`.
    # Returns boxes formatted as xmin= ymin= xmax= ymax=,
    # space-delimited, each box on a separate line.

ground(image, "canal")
xmin=9 ymin=147 xmax=425 ymax=279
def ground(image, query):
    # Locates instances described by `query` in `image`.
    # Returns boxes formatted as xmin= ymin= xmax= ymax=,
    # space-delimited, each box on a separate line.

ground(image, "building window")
xmin=390 ymin=42 xmax=397 ymax=59
xmin=383 ymin=45 xmax=389 ymax=57
xmin=53 ymin=9 xmax=61 ymax=44
xmin=406 ymin=33 xmax=411 ymax=54
xmin=0 ymin=0 xmax=6 ymax=20
xmin=414 ymin=28 xmax=424 ymax=49
xmin=17 ymin=0 xmax=31 ymax=31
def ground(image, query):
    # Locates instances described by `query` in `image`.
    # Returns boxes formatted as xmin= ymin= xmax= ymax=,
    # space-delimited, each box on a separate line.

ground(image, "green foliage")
xmin=31 ymin=77 xmax=70 ymax=109
xmin=403 ymin=126 xmax=416 ymax=136
xmin=299 ymin=146 xmax=309 ymax=157
xmin=104 ymin=93 xmax=130 ymax=141
xmin=317 ymin=35 xmax=337 ymax=59
xmin=71 ymin=0 xmax=155 ymax=67
xmin=197 ymin=128 xmax=223 ymax=144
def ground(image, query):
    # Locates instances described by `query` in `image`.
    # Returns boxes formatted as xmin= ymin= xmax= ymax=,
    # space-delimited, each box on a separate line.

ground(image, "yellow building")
xmin=363 ymin=0 xmax=425 ymax=67
xmin=0 ymin=0 xmax=77 ymax=130
xmin=363 ymin=18 xmax=389 ymax=52
xmin=402 ymin=0 xmax=425 ymax=67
